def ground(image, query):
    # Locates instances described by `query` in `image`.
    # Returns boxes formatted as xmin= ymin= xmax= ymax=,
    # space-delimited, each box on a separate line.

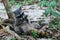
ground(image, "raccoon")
xmin=3 ymin=7 xmax=29 ymax=35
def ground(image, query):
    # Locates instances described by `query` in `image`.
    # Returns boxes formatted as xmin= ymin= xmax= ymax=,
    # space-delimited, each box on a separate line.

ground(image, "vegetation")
xmin=10 ymin=38 xmax=17 ymax=40
xmin=1 ymin=0 xmax=60 ymax=40
xmin=40 ymin=0 xmax=60 ymax=33
xmin=9 ymin=0 xmax=35 ymax=7
xmin=31 ymin=30 xmax=38 ymax=39
xmin=9 ymin=0 xmax=60 ymax=39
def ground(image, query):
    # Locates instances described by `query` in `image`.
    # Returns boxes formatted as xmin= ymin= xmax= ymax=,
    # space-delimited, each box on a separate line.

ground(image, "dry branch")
xmin=0 ymin=25 xmax=21 ymax=40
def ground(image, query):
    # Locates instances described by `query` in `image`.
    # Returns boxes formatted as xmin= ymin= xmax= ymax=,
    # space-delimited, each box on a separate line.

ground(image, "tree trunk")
xmin=2 ymin=0 xmax=10 ymax=14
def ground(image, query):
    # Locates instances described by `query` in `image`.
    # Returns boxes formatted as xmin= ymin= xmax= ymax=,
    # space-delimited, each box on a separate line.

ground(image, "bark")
xmin=2 ymin=0 xmax=10 ymax=14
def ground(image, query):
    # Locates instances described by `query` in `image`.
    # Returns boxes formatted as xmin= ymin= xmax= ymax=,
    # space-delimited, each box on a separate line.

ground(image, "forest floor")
xmin=0 ymin=1 xmax=60 ymax=40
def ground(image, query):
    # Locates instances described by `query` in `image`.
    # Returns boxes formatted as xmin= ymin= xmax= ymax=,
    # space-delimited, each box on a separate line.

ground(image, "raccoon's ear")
xmin=19 ymin=7 xmax=22 ymax=10
xmin=21 ymin=12 xmax=24 ymax=15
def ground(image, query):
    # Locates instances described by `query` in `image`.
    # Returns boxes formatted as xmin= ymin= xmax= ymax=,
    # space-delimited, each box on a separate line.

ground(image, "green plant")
xmin=39 ymin=0 xmax=60 ymax=17
xmin=10 ymin=38 xmax=17 ymax=40
xmin=9 ymin=0 xmax=15 ymax=6
xmin=31 ymin=30 xmax=38 ymax=39
xmin=40 ymin=0 xmax=60 ymax=39
xmin=48 ymin=18 xmax=60 ymax=34
xmin=9 ymin=0 xmax=34 ymax=7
